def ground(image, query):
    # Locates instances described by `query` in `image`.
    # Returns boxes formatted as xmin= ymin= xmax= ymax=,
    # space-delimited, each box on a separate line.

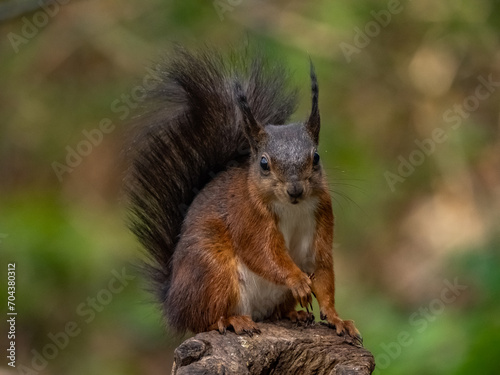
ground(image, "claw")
xmin=217 ymin=317 xmax=227 ymax=334
xmin=354 ymin=333 xmax=363 ymax=346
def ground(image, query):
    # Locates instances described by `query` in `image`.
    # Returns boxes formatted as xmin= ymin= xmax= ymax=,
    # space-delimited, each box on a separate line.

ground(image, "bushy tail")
xmin=125 ymin=46 xmax=298 ymax=304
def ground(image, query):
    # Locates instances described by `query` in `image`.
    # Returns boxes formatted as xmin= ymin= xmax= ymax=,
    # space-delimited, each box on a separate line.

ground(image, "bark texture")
xmin=171 ymin=320 xmax=375 ymax=374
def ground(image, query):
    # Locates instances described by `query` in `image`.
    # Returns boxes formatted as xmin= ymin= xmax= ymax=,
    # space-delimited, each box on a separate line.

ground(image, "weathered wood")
xmin=171 ymin=320 xmax=375 ymax=374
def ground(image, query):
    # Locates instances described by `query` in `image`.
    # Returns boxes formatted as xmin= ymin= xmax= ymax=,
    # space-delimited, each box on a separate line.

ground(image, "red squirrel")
xmin=126 ymin=47 xmax=360 ymax=341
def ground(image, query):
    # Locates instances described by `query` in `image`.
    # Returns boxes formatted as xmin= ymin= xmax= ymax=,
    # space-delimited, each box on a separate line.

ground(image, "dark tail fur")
xmin=125 ymin=46 xmax=298 ymax=307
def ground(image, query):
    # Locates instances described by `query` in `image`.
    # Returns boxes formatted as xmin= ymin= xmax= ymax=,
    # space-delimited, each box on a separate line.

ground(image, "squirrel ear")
xmin=306 ymin=60 xmax=320 ymax=144
xmin=234 ymin=81 xmax=266 ymax=152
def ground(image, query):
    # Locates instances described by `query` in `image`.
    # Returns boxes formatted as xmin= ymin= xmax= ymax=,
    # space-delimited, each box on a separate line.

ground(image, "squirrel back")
xmin=125 ymin=47 xmax=298 ymax=304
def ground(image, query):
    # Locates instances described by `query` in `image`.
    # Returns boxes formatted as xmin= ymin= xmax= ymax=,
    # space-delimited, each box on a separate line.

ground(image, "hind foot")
xmin=320 ymin=310 xmax=362 ymax=345
xmin=209 ymin=315 xmax=261 ymax=336
xmin=287 ymin=309 xmax=315 ymax=324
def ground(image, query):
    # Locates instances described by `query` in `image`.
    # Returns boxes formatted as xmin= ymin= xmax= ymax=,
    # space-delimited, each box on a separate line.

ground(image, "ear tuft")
xmin=306 ymin=60 xmax=320 ymax=144
xmin=234 ymin=81 xmax=266 ymax=152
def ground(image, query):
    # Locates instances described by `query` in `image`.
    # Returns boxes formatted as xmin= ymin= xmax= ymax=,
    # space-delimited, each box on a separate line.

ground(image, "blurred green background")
xmin=1 ymin=0 xmax=499 ymax=374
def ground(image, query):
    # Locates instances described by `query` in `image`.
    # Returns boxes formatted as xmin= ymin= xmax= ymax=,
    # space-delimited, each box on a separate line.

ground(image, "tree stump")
xmin=171 ymin=320 xmax=375 ymax=374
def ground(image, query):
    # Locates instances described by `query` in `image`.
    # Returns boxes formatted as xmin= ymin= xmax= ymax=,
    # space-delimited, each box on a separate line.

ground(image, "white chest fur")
xmin=273 ymin=198 xmax=318 ymax=274
xmin=236 ymin=199 xmax=318 ymax=321
xmin=236 ymin=263 xmax=288 ymax=320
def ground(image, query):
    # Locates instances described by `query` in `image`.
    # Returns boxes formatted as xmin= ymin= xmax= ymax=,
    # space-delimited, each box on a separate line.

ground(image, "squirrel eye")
xmin=313 ymin=151 xmax=320 ymax=166
xmin=260 ymin=156 xmax=270 ymax=171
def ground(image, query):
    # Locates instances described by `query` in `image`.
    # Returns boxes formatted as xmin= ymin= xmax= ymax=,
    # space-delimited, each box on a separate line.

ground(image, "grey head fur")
xmin=264 ymin=123 xmax=317 ymax=179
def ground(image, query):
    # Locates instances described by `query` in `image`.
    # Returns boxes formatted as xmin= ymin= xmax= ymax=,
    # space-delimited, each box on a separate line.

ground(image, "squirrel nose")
xmin=287 ymin=185 xmax=304 ymax=199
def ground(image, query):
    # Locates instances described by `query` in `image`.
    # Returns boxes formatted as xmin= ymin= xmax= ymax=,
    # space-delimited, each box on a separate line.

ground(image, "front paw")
xmin=287 ymin=272 xmax=313 ymax=309
xmin=321 ymin=311 xmax=362 ymax=344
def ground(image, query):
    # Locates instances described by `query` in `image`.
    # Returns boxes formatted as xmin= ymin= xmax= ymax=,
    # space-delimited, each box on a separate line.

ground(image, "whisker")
xmin=329 ymin=192 xmax=346 ymax=214
xmin=327 ymin=185 xmax=368 ymax=216
xmin=322 ymin=166 xmax=368 ymax=214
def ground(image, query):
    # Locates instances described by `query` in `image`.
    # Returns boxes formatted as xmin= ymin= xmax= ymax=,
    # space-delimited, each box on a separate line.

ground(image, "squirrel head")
xmin=235 ymin=62 xmax=324 ymax=206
